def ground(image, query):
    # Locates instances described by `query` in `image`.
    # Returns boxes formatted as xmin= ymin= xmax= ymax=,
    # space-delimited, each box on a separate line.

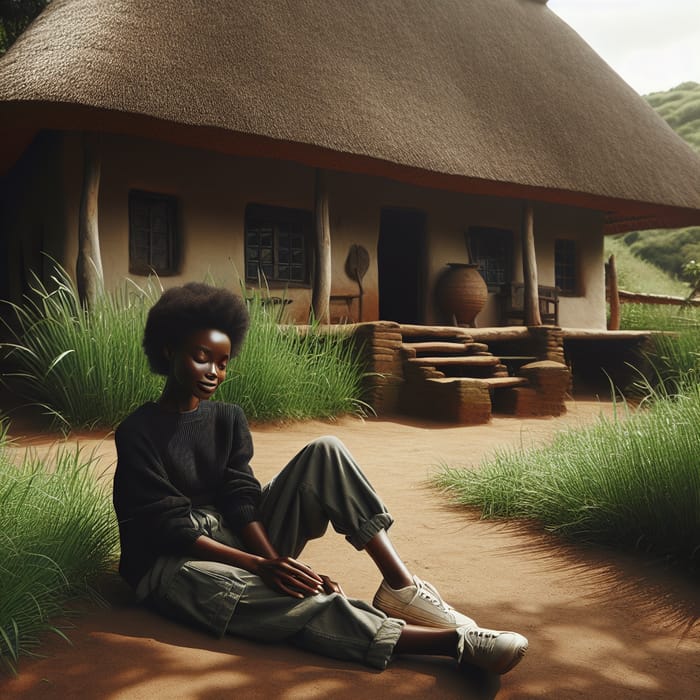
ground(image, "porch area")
xmin=351 ymin=323 xmax=654 ymax=424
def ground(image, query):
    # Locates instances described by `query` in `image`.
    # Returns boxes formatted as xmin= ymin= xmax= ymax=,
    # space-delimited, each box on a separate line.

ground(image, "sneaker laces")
xmin=458 ymin=627 xmax=499 ymax=659
xmin=414 ymin=577 xmax=452 ymax=613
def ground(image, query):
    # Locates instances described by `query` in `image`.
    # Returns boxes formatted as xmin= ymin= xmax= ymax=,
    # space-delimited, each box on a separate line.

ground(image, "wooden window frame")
xmin=555 ymin=238 xmax=578 ymax=295
xmin=128 ymin=190 xmax=179 ymax=276
xmin=467 ymin=226 xmax=514 ymax=291
xmin=245 ymin=203 xmax=311 ymax=286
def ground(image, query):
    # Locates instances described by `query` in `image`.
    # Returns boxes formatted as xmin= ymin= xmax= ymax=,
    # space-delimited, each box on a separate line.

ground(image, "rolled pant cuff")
xmin=365 ymin=616 xmax=405 ymax=670
xmin=346 ymin=513 xmax=394 ymax=550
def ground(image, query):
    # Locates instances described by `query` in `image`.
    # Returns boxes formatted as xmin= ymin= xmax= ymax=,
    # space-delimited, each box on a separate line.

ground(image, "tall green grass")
xmin=222 ymin=296 xmax=366 ymax=421
xmin=435 ymin=301 xmax=700 ymax=573
xmin=434 ymin=386 xmax=700 ymax=577
xmin=0 ymin=428 xmax=118 ymax=673
xmin=618 ymin=303 xmax=700 ymax=395
xmin=619 ymin=302 xmax=700 ymax=332
xmin=1 ymin=267 xmax=163 ymax=430
xmin=1 ymin=266 xmax=367 ymax=429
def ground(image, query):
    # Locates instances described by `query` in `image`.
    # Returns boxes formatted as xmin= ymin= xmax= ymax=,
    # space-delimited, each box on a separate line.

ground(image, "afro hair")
xmin=143 ymin=282 xmax=250 ymax=375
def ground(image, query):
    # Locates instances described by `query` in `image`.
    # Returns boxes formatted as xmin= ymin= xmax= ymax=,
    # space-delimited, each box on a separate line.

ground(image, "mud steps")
xmin=356 ymin=322 xmax=570 ymax=424
xmin=398 ymin=325 xmax=533 ymax=423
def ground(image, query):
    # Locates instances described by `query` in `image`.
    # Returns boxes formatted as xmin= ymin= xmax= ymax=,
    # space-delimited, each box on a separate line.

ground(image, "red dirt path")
xmin=2 ymin=399 xmax=699 ymax=699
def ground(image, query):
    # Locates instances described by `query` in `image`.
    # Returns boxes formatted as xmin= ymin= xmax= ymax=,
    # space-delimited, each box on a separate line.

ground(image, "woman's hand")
xmin=253 ymin=556 xmax=325 ymax=598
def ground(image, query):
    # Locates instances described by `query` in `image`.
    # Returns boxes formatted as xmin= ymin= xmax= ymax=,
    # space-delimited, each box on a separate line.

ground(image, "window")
xmin=245 ymin=204 xmax=311 ymax=284
xmin=555 ymin=239 xmax=577 ymax=294
xmin=128 ymin=190 xmax=179 ymax=275
xmin=467 ymin=227 xmax=513 ymax=289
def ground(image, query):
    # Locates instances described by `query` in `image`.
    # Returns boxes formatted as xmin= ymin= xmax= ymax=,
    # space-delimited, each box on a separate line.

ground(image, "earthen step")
xmin=482 ymin=376 xmax=529 ymax=388
xmin=429 ymin=376 xmax=528 ymax=388
xmin=407 ymin=355 xmax=500 ymax=367
xmin=399 ymin=324 xmax=473 ymax=341
xmin=402 ymin=341 xmax=472 ymax=354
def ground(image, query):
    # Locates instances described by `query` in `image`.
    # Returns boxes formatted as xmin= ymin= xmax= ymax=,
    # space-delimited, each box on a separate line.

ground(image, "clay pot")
xmin=435 ymin=263 xmax=488 ymax=326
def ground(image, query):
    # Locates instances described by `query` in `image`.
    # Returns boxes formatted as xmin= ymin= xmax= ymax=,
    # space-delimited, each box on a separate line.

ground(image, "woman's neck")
xmin=157 ymin=381 xmax=200 ymax=413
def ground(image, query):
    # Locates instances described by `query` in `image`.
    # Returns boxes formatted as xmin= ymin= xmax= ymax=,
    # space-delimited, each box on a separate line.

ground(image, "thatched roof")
xmin=2 ymin=0 xmax=700 ymax=232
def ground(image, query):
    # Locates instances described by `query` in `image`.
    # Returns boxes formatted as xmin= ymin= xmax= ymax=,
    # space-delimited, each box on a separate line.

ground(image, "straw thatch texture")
xmin=1 ymin=0 xmax=700 ymax=226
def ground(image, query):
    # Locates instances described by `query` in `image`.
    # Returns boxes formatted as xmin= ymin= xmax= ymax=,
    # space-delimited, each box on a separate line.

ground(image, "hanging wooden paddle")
xmin=345 ymin=244 xmax=370 ymax=321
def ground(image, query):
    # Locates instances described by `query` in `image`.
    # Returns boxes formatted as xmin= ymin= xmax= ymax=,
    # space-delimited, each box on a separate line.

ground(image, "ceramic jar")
xmin=435 ymin=263 xmax=488 ymax=326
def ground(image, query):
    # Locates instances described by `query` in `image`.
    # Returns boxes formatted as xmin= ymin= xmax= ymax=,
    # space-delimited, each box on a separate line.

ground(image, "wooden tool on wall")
xmin=345 ymin=244 xmax=370 ymax=321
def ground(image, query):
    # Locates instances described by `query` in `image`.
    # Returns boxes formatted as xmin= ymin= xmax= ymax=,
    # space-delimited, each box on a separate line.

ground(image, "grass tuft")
xmin=434 ymin=387 xmax=700 ymax=577
xmin=435 ymin=304 xmax=700 ymax=576
xmin=0 ymin=427 xmax=118 ymax=674
xmin=221 ymin=293 xmax=367 ymax=421
xmin=1 ymin=266 xmax=162 ymax=430
xmin=618 ymin=303 xmax=700 ymax=396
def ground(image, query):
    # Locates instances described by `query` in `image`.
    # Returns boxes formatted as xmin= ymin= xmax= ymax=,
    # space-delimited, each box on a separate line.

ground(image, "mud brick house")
xmin=2 ymin=0 xmax=700 ymax=421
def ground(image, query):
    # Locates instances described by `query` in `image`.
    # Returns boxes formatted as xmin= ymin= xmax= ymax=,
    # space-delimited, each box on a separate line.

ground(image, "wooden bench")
xmin=499 ymin=283 xmax=559 ymax=325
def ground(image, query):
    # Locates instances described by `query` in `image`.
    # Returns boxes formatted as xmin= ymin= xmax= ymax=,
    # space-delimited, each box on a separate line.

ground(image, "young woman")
xmin=113 ymin=282 xmax=527 ymax=677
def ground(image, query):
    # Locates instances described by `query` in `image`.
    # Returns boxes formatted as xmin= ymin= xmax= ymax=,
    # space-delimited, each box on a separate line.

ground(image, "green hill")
xmin=645 ymin=81 xmax=700 ymax=153
xmin=605 ymin=81 xmax=700 ymax=291
xmin=605 ymin=235 xmax=689 ymax=296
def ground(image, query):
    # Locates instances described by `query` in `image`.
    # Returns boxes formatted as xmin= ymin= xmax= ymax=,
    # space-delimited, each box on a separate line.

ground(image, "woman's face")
xmin=167 ymin=328 xmax=232 ymax=406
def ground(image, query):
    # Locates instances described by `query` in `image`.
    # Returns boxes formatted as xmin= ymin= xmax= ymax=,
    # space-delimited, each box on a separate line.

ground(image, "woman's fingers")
xmin=259 ymin=557 xmax=342 ymax=598
xmin=273 ymin=557 xmax=323 ymax=596
xmin=288 ymin=558 xmax=324 ymax=584
xmin=320 ymin=574 xmax=346 ymax=597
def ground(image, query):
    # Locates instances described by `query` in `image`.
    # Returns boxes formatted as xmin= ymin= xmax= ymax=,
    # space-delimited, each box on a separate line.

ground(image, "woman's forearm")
xmin=190 ymin=520 xmax=278 ymax=572
xmin=191 ymin=525 xmax=324 ymax=598
xmin=238 ymin=520 xmax=279 ymax=558
xmin=191 ymin=533 xmax=263 ymax=572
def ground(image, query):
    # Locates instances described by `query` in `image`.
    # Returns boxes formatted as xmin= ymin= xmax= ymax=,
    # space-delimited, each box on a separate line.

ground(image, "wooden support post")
xmin=521 ymin=201 xmax=541 ymax=326
xmin=312 ymin=168 xmax=331 ymax=324
xmin=76 ymin=132 xmax=104 ymax=309
xmin=607 ymin=253 xmax=620 ymax=330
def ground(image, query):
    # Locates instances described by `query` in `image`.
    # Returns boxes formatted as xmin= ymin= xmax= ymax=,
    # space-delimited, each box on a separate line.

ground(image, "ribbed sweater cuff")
xmin=229 ymin=503 xmax=259 ymax=527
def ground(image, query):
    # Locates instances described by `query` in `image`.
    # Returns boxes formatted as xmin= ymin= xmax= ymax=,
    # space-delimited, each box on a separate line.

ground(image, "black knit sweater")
xmin=113 ymin=401 xmax=261 ymax=588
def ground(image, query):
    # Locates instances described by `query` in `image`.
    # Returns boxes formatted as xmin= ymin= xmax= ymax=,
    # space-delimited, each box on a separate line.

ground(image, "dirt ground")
xmin=2 ymin=399 xmax=699 ymax=699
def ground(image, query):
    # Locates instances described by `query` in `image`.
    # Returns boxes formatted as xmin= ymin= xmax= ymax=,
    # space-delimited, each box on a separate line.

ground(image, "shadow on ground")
xmin=2 ymin=544 xmax=698 ymax=700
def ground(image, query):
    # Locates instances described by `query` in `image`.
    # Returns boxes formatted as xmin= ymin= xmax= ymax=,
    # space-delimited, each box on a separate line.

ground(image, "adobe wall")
xmin=5 ymin=132 xmax=607 ymax=329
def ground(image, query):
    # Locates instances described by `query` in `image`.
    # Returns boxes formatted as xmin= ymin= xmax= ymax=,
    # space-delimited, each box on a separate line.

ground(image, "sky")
xmin=548 ymin=0 xmax=700 ymax=95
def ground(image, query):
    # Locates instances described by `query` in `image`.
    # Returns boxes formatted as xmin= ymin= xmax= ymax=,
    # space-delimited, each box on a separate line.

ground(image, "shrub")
xmin=627 ymin=227 xmax=700 ymax=279
xmin=604 ymin=235 xmax=689 ymax=296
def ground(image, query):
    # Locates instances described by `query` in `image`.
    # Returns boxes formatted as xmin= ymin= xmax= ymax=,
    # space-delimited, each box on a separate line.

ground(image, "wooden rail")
xmin=609 ymin=289 xmax=700 ymax=307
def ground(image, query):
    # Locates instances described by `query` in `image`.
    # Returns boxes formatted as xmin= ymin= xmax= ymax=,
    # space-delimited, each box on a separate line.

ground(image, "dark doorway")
xmin=377 ymin=208 xmax=426 ymax=323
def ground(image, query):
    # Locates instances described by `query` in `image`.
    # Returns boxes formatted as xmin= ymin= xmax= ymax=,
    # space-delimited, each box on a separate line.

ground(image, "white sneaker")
xmin=457 ymin=625 xmax=528 ymax=675
xmin=372 ymin=575 xmax=477 ymax=628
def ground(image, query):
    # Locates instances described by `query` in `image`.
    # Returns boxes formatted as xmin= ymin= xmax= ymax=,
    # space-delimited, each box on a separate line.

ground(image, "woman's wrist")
xmin=243 ymin=552 xmax=265 ymax=574
xmin=239 ymin=521 xmax=279 ymax=559
xmin=192 ymin=534 xmax=265 ymax=573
